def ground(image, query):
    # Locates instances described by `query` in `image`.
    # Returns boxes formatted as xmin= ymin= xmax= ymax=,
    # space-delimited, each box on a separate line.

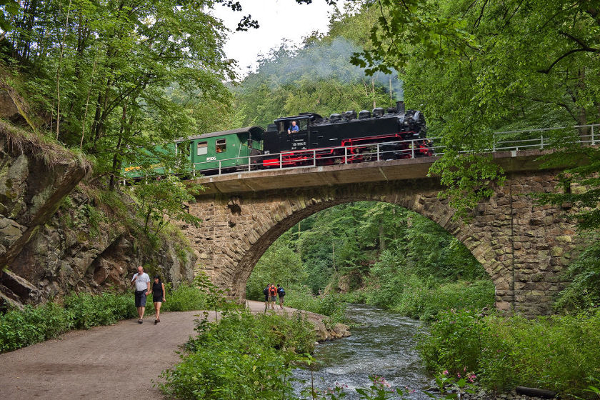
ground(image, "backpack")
xmin=263 ymin=286 xmax=269 ymax=296
xmin=278 ymin=287 xmax=285 ymax=296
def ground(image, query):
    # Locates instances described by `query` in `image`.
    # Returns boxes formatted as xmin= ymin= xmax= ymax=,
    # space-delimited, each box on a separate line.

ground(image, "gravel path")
xmin=0 ymin=301 xmax=301 ymax=400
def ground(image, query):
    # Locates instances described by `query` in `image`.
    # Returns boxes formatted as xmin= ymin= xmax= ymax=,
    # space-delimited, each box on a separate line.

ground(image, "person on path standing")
xmin=131 ymin=266 xmax=151 ymax=324
xmin=263 ymin=284 xmax=270 ymax=311
xmin=277 ymin=284 xmax=285 ymax=310
xmin=152 ymin=275 xmax=166 ymax=324
xmin=268 ymin=283 xmax=278 ymax=310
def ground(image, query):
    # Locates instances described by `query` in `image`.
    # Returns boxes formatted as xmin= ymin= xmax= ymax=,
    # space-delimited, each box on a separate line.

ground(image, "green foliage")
xmin=130 ymin=175 xmax=202 ymax=238
xmin=392 ymin=279 xmax=495 ymax=322
xmin=233 ymin=37 xmax=399 ymax=129
xmin=418 ymin=309 xmax=600 ymax=397
xmin=63 ymin=292 xmax=136 ymax=330
xmin=349 ymin=0 xmax=600 ymax=217
xmin=3 ymin=0 xmax=233 ymax=182
xmin=0 ymin=303 xmax=72 ymax=353
xmin=417 ymin=309 xmax=487 ymax=375
xmin=161 ymin=283 xmax=207 ymax=312
xmin=0 ymin=283 xmax=210 ymax=353
xmin=554 ymin=233 xmax=600 ymax=312
xmin=281 ymin=285 xmax=347 ymax=324
xmin=159 ymin=309 xmax=315 ymax=399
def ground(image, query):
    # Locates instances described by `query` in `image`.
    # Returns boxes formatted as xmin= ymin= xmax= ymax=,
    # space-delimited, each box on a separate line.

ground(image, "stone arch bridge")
xmin=180 ymin=150 xmax=579 ymax=316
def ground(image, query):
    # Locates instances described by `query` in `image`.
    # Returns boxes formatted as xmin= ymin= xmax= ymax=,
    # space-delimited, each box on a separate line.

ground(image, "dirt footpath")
xmin=0 ymin=301 xmax=301 ymax=400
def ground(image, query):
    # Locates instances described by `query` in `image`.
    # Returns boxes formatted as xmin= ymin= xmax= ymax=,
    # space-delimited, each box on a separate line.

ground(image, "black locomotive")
xmin=258 ymin=101 xmax=431 ymax=168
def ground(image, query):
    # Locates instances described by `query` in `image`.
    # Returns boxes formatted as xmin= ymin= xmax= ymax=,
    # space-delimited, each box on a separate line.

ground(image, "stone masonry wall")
xmin=182 ymin=170 xmax=578 ymax=317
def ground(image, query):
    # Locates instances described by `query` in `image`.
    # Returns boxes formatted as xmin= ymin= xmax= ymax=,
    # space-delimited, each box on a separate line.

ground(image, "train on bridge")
xmin=124 ymin=102 xmax=433 ymax=178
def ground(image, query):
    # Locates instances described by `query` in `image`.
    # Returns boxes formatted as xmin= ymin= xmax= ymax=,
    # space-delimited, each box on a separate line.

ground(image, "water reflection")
xmin=292 ymin=304 xmax=435 ymax=399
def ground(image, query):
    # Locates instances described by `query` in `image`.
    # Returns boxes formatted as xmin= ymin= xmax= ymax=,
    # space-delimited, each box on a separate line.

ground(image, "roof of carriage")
xmin=175 ymin=126 xmax=264 ymax=143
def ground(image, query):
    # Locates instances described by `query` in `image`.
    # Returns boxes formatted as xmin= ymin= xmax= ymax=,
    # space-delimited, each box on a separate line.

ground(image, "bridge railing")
xmin=189 ymin=137 xmax=440 ymax=177
xmin=123 ymin=124 xmax=599 ymax=181
xmin=492 ymin=124 xmax=599 ymax=152
xmin=188 ymin=124 xmax=599 ymax=176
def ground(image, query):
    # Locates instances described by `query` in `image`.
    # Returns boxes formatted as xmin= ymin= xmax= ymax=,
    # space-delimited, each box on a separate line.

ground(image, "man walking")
xmin=131 ymin=266 xmax=151 ymax=324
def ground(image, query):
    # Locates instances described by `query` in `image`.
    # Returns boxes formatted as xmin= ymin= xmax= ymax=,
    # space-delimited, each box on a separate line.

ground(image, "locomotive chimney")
xmin=396 ymin=101 xmax=405 ymax=114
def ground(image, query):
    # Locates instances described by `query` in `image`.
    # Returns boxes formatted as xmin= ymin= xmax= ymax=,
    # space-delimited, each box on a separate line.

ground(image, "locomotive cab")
xmin=264 ymin=114 xmax=321 ymax=154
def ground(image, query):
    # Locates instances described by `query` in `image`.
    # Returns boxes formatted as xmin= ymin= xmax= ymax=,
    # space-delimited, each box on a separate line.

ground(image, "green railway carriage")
xmin=123 ymin=126 xmax=264 ymax=180
xmin=175 ymin=126 xmax=264 ymax=175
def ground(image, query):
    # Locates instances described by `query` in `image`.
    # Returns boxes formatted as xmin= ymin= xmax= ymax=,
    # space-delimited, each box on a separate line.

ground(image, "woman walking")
xmin=152 ymin=276 xmax=166 ymax=324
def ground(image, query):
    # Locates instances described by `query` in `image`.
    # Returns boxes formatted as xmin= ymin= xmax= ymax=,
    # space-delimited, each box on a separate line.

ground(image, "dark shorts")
xmin=153 ymin=294 xmax=164 ymax=303
xmin=135 ymin=290 xmax=147 ymax=307
xmin=269 ymin=295 xmax=277 ymax=302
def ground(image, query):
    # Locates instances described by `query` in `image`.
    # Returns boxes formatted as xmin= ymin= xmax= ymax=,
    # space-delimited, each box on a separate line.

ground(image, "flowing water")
xmin=292 ymin=304 xmax=436 ymax=399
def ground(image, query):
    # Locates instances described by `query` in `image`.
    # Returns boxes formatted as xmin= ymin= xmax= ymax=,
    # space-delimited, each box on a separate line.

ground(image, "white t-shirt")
xmin=132 ymin=272 xmax=150 ymax=292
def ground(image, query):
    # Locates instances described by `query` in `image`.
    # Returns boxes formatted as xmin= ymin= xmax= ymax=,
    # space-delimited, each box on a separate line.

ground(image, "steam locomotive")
xmin=123 ymin=102 xmax=433 ymax=178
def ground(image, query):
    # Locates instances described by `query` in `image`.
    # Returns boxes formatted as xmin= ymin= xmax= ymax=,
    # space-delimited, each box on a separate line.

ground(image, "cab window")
xmin=197 ymin=141 xmax=208 ymax=156
xmin=278 ymin=119 xmax=308 ymax=134
xmin=216 ymin=139 xmax=226 ymax=153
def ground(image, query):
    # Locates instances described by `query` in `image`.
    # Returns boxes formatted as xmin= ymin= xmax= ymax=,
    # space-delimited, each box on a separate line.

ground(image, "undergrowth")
xmin=0 ymin=283 xmax=208 ymax=353
xmin=159 ymin=309 xmax=316 ymax=399
xmin=417 ymin=308 xmax=600 ymax=398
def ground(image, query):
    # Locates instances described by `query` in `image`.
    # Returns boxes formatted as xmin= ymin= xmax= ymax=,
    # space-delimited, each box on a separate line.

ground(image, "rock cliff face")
xmin=0 ymin=123 xmax=197 ymax=308
xmin=6 ymin=187 xmax=197 ymax=304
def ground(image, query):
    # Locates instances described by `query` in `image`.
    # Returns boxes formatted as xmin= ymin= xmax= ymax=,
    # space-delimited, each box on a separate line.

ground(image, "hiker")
xmin=131 ymin=266 xmax=151 ymax=324
xmin=152 ymin=275 xmax=166 ymax=324
xmin=268 ymin=283 xmax=278 ymax=310
xmin=277 ymin=284 xmax=285 ymax=309
xmin=263 ymin=284 xmax=270 ymax=311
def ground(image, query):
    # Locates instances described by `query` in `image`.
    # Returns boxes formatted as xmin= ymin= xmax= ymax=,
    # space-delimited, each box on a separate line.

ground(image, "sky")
xmin=211 ymin=0 xmax=343 ymax=77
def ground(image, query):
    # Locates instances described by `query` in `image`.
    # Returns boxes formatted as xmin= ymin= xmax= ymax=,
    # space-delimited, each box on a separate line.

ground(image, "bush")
xmin=368 ymin=276 xmax=495 ymax=321
xmin=418 ymin=309 xmax=600 ymax=397
xmin=161 ymin=283 xmax=207 ymax=312
xmin=417 ymin=309 xmax=486 ymax=376
xmin=283 ymin=285 xmax=347 ymax=323
xmin=0 ymin=302 xmax=73 ymax=352
xmin=64 ymin=292 xmax=136 ymax=329
xmin=0 ymin=284 xmax=209 ymax=354
xmin=159 ymin=310 xmax=315 ymax=399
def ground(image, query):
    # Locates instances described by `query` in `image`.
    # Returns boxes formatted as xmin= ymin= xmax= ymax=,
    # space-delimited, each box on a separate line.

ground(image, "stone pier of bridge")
xmin=180 ymin=151 xmax=579 ymax=316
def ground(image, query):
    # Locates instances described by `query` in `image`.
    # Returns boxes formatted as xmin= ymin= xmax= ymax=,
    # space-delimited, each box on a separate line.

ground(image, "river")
xmin=292 ymin=304 xmax=436 ymax=399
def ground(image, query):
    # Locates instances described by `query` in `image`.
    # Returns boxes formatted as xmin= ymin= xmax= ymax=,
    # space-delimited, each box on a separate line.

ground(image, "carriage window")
xmin=197 ymin=141 xmax=208 ymax=156
xmin=248 ymin=139 xmax=253 ymax=148
xmin=216 ymin=139 xmax=226 ymax=153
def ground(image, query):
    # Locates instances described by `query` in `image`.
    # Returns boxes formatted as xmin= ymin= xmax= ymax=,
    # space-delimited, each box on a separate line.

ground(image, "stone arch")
xmin=185 ymin=170 xmax=578 ymax=316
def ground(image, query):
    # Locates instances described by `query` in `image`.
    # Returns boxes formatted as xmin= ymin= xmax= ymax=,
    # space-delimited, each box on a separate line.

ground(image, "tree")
xmin=350 ymin=0 xmax=600 ymax=216
xmin=3 ymin=0 xmax=234 ymax=187
xmin=132 ymin=175 xmax=201 ymax=237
